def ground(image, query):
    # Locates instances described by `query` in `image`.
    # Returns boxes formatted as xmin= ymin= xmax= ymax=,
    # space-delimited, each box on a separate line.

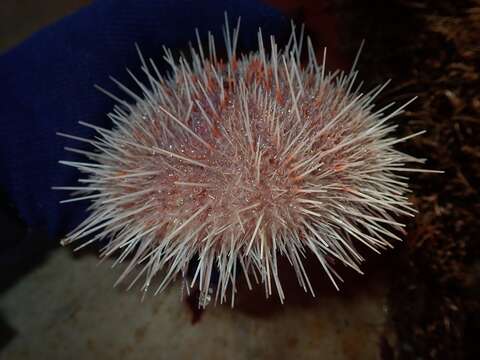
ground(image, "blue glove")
xmin=0 ymin=0 xmax=288 ymax=263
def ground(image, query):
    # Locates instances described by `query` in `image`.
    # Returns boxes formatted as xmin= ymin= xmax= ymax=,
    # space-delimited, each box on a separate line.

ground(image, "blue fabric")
xmin=0 ymin=0 xmax=288 ymax=251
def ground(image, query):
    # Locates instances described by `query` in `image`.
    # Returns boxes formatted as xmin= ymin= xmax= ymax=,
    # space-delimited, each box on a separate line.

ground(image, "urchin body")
xmin=56 ymin=18 xmax=430 ymax=307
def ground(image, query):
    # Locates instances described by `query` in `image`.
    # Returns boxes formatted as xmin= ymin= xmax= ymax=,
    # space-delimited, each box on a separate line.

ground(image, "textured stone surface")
xmin=0 ymin=248 xmax=390 ymax=359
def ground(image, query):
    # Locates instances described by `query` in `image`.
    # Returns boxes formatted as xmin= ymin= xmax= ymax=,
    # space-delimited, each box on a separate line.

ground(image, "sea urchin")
xmin=55 ymin=15 xmax=435 ymax=307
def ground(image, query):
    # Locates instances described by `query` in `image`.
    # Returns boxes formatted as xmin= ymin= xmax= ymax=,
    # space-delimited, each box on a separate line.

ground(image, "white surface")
xmin=0 ymin=248 xmax=393 ymax=359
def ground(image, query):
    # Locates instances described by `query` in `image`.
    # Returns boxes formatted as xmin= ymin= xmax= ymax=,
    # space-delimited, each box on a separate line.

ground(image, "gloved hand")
xmin=0 ymin=0 xmax=289 ymax=264
xmin=0 ymin=0 xmax=288 ymax=237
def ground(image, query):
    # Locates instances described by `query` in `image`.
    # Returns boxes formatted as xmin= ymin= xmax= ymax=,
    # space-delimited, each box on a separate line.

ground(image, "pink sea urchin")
xmin=55 ymin=16 xmax=436 ymax=307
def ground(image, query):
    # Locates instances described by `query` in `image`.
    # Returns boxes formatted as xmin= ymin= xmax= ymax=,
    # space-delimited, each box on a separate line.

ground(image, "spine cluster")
xmin=55 ymin=15 xmax=436 ymax=307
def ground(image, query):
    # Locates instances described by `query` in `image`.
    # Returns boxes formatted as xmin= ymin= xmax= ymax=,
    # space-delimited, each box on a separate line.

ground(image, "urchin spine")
xmin=54 ymin=15 xmax=438 ymax=307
